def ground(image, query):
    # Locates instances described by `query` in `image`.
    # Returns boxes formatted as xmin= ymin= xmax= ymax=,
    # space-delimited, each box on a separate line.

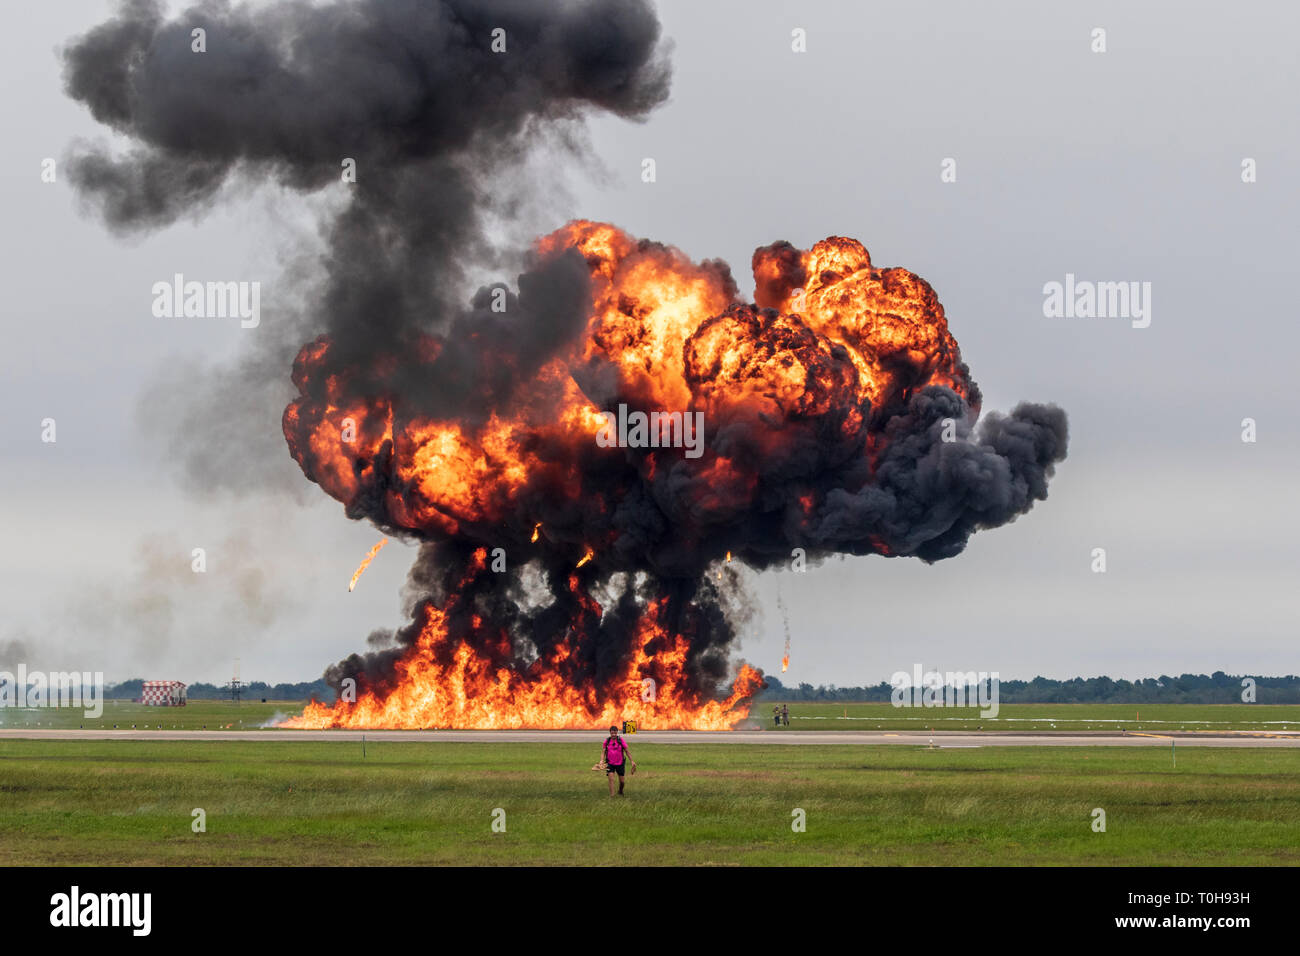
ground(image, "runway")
xmin=2 ymin=729 xmax=1298 ymax=747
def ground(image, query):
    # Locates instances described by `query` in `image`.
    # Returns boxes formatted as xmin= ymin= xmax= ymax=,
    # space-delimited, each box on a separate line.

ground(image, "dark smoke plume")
xmin=64 ymin=0 xmax=671 ymax=491
xmin=61 ymin=0 xmax=690 ymax=705
xmin=64 ymin=0 xmax=1067 ymax=717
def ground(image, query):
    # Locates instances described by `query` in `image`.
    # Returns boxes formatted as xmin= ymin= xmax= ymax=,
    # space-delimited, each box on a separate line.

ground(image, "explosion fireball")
xmin=61 ymin=0 xmax=1067 ymax=731
xmin=282 ymin=221 xmax=1067 ymax=729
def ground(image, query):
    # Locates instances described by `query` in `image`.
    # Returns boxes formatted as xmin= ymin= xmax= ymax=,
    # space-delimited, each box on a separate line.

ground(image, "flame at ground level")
xmin=284 ymin=597 xmax=764 ymax=730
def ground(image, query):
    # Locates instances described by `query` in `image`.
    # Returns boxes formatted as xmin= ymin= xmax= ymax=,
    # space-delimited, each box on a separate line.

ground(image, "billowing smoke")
xmin=63 ymin=0 xmax=1067 ymax=728
xmin=64 ymin=0 xmax=671 ymax=492
xmin=278 ymin=217 xmax=1067 ymax=726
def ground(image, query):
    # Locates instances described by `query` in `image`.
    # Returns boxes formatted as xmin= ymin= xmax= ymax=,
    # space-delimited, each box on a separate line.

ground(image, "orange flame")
xmin=283 ymin=220 xmax=980 ymax=730
xmin=288 ymin=565 xmax=763 ymax=729
xmin=285 ymin=221 xmax=974 ymax=540
xmin=347 ymin=538 xmax=389 ymax=592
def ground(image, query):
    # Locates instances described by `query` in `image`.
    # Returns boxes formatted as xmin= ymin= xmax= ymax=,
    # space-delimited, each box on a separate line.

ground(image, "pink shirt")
xmin=604 ymin=737 xmax=628 ymax=765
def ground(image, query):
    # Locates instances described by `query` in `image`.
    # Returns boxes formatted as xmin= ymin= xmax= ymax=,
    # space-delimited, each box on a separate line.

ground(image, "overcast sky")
xmin=2 ymin=0 xmax=1297 ymax=686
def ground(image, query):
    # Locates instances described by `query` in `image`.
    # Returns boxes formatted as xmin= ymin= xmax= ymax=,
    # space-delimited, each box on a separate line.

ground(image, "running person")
xmin=601 ymin=725 xmax=635 ymax=796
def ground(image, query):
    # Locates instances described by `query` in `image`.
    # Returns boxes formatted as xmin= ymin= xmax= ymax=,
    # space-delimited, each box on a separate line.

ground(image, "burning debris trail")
xmin=778 ymin=594 xmax=792 ymax=674
xmin=347 ymin=538 xmax=389 ymax=593
xmin=63 ymin=0 xmax=1068 ymax=730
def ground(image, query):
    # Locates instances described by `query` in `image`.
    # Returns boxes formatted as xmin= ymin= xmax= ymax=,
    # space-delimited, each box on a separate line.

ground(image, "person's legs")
xmin=607 ymin=770 xmax=617 ymax=796
xmin=618 ymin=767 xmax=625 ymax=795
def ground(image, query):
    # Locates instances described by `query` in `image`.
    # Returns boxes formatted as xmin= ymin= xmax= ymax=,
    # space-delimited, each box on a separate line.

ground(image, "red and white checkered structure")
xmin=140 ymin=680 xmax=187 ymax=706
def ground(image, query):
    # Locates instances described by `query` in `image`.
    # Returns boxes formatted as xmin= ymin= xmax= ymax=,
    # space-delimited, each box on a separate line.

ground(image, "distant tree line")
xmin=104 ymin=679 xmax=333 ymax=701
xmin=756 ymin=672 xmax=1300 ymax=705
xmin=104 ymin=671 xmax=1300 ymax=705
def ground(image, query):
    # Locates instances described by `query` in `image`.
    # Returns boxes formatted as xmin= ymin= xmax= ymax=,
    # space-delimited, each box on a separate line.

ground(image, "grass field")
xmin=3 ymin=699 xmax=1297 ymax=733
xmin=0 ymin=699 xmax=304 ymax=731
xmin=757 ymin=701 xmax=1300 ymax=733
xmin=1 ymin=739 xmax=1297 ymax=865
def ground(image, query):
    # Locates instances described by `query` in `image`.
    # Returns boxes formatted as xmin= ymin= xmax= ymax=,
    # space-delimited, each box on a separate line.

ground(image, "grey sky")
xmin=2 ymin=0 xmax=1296 ymax=686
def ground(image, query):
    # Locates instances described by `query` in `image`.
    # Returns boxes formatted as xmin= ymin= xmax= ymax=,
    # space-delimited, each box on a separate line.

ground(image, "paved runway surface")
xmin=1 ymin=729 xmax=1298 ymax=747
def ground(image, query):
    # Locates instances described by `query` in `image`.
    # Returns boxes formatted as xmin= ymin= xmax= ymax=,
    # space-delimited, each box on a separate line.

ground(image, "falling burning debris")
xmin=778 ymin=593 xmax=792 ymax=673
xmin=347 ymin=538 xmax=389 ymax=593
xmin=61 ymin=0 xmax=1067 ymax=731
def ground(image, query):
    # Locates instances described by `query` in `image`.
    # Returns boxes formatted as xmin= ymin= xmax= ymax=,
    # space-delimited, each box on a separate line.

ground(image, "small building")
xmin=140 ymin=680 xmax=187 ymax=707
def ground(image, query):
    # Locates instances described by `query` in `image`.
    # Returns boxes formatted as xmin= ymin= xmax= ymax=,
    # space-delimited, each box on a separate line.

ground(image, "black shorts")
xmin=606 ymin=762 xmax=625 ymax=776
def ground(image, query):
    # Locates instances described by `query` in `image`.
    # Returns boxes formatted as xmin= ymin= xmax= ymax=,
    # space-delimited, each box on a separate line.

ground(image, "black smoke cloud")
xmin=63 ymin=0 xmax=694 ymax=704
xmin=813 ymin=390 xmax=1067 ymax=563
xmin=64 ymin=0 xmax=671 ymax=489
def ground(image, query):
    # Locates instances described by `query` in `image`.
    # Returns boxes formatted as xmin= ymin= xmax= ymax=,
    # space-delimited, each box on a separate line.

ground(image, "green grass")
xmin=1 ymin=740 xmax=1297 ymax=865
xmin=758 ymin=701 xmax=1300 ymax=733
xmin=7 ymin=699 xmax=1296 ymax=734
xmin=0 ymin=699 xmax=305 ymax=731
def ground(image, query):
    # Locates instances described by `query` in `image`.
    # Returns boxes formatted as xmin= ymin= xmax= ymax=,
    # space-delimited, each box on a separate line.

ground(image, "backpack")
xmin=604 ymin=737 xmax=624 ymax=764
